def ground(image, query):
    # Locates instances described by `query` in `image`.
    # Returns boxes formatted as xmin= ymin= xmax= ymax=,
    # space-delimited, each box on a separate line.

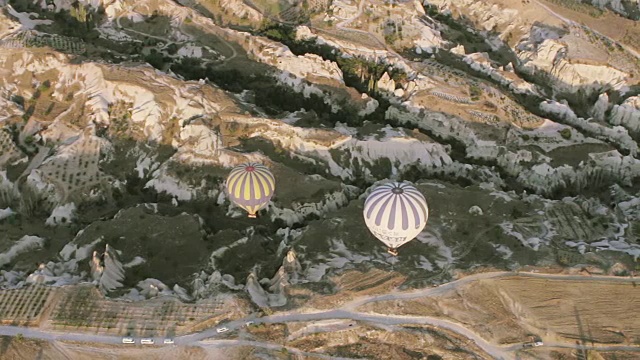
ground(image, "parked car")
xmin=122 ymin=337 xmax=135 ymax=344
xmin=163 ymin=338 xmax=174 ymax=344
xmin=141 ymin=338 xmax=155 ymax=345
xmin=216 ymin=327 xmax=229 ymax=333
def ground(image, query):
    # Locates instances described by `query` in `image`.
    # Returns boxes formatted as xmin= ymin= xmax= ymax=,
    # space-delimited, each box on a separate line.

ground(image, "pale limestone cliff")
xmin=609 ymin=96 xmax=640 ymax=132
xmin=517 ymin=38 xmax=628 ymax=92
xmin=241 ymin=36 xmax=344 ymax=84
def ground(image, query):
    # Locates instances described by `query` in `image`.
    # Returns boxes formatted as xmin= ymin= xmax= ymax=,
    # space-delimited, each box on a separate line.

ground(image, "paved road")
xmin=2 ymin=271 xmax=638 ymax=359
xmin=0 ymin=325 xmax=121 ymax=344
xmin=257 ymin=309 xmax=513 ymax=359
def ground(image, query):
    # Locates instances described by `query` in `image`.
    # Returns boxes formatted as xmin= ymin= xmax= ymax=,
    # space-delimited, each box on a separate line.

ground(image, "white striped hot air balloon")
xmin=363 ymin=182 xmax=429 ymax=255
xmin=225 ymin=163 xmax=276 ymax=218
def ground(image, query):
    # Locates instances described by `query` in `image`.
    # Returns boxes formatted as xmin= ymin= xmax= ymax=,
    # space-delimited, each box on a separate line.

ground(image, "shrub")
xmin=10 ymin=95 xmax=25 ymax=107
xmin=559 ymin=128 xmax=572 ymax=139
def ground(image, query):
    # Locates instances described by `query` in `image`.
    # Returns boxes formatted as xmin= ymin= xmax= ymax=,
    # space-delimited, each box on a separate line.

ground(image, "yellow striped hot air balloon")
xmin=225 ymin=163 xmax=276 ymax=218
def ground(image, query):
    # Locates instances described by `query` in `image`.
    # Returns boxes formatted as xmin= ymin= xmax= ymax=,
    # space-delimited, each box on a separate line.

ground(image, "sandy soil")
xmin=364 ymin=276 xmax=640 ymax=345
xmin=538 ymin=0 xmax=637 ymax=43
xmin=287 ymin=323 xmax=493 ymax=360
xmin=0 ymin=337 xmax=253 ymax=360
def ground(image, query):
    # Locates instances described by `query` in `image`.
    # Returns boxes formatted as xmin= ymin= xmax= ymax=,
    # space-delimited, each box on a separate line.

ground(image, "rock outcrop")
xmin=609 ymin=96 xmax=640 ymax=132
xmin=240 ymin=36 xmax=344 ymax=84
xmin=517 ymin=38 xmax=628 ymax=93
xmin=270 ymin=184 xmax=359 ymax=226
xmin=245 ymin=250 xmax=301 ymax=308
xmin=540 ymin=100 xmax=637 ymax=154
xmin=588 ymin=0 xmax=640 ymax=19
xmin=90 ymin=244 xmax=125 ymax=294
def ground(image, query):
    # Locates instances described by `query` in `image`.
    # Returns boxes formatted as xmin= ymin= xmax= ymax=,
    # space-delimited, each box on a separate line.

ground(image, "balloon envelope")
xmin=225 ymin=163 xmax=275 ymax=217
xmin=363 ymin=182 xmax=428 ymax=250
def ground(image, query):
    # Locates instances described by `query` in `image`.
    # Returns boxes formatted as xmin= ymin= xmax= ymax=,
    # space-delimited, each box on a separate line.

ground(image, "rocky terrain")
xmin=0 ymin=0 xmax=640 ymax=357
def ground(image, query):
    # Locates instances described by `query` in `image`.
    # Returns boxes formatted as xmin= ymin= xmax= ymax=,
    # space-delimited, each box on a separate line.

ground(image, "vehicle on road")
xmin=122 ymin=337 xmax=135 ymax=344
xmin=216 ymin=327 xmax=229 ymax=333
xmin=163 ymin=338 xmax=174 ymax=344
xmin=522 ymin=343 xmax=534 ymax=348
xmin=141 ymin=338 xmax=154 ymax=345
xmin=534 ymin=341 xmax=544 ymax=347
xmin=245 ymin=321 xmax=255 ymax=326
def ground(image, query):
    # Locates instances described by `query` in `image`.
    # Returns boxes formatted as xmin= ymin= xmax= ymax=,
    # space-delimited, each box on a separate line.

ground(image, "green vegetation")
xmin=547 ymin=0 xmax=605 ymax=18
xmin=170 ymin=57 xmax=362 ymax=126
xmin=10 ymin=95 xmax=25 ymax=108
xmin=17 ymin=0 xmax=104 ymax=41
xmin=383 ymin=20 xmax=403 ymax=44
xmin=559 ymin=128 xmax=572 ymax=140
xmin=424 ymin=5 xmax=492 ymax=54
xmin=253 ymin=21 xmax=406 ymax=125
xmin=0 ymin=286 xmax=52 ymax=324
xmin=144 ymin=50 xmax=170 ymax=70
xmin=468 ymin=84 xmax=482 ymax=101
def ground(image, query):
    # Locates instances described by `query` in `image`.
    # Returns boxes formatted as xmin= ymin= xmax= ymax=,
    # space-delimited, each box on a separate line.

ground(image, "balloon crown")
xmin=391 ymin=186 xmax=404 ymax=194
xmin=245 ymin=165 xmax=256 ymax=172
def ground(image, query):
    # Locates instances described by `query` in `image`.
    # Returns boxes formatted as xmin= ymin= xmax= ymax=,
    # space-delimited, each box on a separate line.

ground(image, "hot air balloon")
xmin=225 ymin=163 xmax=276 ymax=218
xmin=363 ymin=182 xmax=429 ymax=256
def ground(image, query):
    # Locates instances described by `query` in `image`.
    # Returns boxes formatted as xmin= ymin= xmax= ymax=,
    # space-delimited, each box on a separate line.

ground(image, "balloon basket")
xmin=248 ymin=213 xmax=257 ymax=219
xmin=387 ymin=248 xmax=398 ymax=256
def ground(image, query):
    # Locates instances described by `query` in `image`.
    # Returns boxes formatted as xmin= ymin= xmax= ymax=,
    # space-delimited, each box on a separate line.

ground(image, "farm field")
xmin=48 ymin=286 xmax=228 ymax=337
xmin=0 ymin=285 xmax=244 ymax=338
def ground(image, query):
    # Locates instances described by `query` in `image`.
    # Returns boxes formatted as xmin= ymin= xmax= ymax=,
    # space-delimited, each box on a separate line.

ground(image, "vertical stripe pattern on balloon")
xmin=363 ymin=182 xmax=429 ymax=250
xmin=225 ymin=163 xmax=275 ymax=215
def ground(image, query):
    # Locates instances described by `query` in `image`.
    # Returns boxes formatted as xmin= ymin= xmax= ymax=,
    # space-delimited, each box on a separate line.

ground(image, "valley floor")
xmin=0 ymin=270 xmax=638 ymax=359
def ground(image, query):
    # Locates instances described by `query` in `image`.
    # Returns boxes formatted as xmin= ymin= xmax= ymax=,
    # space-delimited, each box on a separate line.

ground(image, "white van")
xmin=163 ymin=338 xmax=174 ymax=344
xmin=216 ymin=327 xmax=229 ymax=333
xmin=141 ymin=338 xmax=155 ymax=345
xmin=122 ymin=337 xmax=135 ymax=344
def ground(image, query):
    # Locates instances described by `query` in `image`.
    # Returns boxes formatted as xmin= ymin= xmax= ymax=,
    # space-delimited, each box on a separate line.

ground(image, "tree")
xmin=559 ymin=128 xmax=572 ymax=140
xmin=144 ymin=52 xmax=166 ymax=70
xmin=166 ymin=43 xmax=179 ymax=55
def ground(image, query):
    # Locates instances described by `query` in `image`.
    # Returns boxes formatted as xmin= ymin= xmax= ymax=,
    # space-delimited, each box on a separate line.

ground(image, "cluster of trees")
xmin=50 ymin=8 xmax=102 ymax=41
xmin=9 ymin=0 xmax=104 ymax=42
xmin=170 ymin=57 xmax=363 ymax=126
xmin=424 ymin=4 xmax=492 ymax=54
xmin=468 ymin=84 xmax=482 ymax=101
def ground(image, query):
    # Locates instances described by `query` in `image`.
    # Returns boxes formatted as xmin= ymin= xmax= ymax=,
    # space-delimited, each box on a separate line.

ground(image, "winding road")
xmin=1 ymin=271 xmax=638 ymax=359
xmin=7 ymin=2 xmax=637 ymax=357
